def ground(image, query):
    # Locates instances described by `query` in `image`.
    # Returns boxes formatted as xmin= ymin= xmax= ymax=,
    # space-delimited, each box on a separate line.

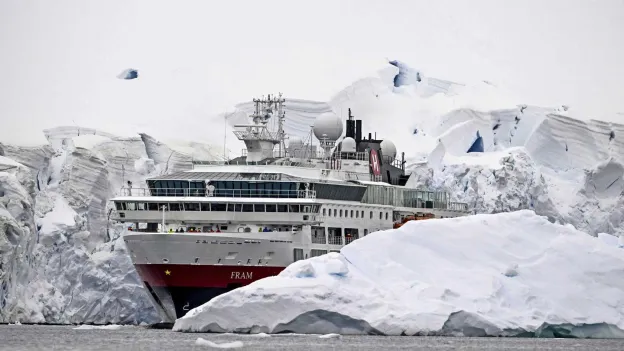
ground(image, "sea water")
xmin=1 ymin=325 xmax=624 ymax=350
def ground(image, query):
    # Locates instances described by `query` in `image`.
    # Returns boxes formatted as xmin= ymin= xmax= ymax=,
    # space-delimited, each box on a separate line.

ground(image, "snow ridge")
xmin=174 ymin=211 xmax=624 ymax=337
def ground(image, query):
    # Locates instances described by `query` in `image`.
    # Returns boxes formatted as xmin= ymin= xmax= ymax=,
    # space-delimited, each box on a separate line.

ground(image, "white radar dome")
xmin=313 ymin=112 xmax=343 ymax=141
xmin=341 ymin=137 xmax=356 ymax=153
xmin=380 ymin=139 xmax=397 ymax=159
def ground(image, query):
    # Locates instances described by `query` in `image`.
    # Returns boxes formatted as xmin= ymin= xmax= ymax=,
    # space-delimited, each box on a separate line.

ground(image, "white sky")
xmin=1 ymin=0 xmax=623 ymax=146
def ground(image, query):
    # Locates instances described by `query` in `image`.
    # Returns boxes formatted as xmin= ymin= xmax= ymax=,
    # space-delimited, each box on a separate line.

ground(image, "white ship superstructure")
xmin=111 ymin=94 xmax=470 ymax=323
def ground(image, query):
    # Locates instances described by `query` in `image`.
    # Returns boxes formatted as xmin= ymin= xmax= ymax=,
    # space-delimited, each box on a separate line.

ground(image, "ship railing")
xmin=328 ymin=236 xmax=343 ymax=245
xmin=345 ymin=236 xmax=357 ymax=245
xmin=311 ymin=235 xmax=327 ymax=244
xmin=119 ymin=187 xmax=317 ymax=199
xmin=448 ymin=202 xmax=469 ymax=212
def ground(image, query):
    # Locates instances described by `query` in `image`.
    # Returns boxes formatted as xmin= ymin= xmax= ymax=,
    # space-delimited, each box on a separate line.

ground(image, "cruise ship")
xmin=111 ymin=94 xmax=471 ymax=323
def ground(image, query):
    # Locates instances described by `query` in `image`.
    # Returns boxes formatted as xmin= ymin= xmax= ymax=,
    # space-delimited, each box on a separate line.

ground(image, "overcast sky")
xmin=1 ymin=0 xmax=623 ymax=146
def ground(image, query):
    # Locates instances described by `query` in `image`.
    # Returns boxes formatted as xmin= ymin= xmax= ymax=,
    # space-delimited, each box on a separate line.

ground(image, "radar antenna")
xmin=234 ymin=93 xmax=287 ymax=162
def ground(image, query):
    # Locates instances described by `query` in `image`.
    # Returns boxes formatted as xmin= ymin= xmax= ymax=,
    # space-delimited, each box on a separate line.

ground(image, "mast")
xmin=233 ymin=93 xmax=286 ymax=162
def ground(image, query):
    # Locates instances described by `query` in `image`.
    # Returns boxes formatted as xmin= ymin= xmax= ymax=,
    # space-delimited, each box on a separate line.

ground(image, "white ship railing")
xmin=311 ymin=235 xmax=326 ymax=244
xmin=328 ymin=236 xmax=343 ymax=245
xmin=120 ymin=187 xmax=317 ymax=199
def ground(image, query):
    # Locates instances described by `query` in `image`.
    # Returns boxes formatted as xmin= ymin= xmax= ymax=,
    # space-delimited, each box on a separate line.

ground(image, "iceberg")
xmin=173 ymin=210 xmax=624 ymax=337
xmin=0 ymin=128 xmax=220 ymax=324
xmin=2 ymin=59 xmax=624 ymax=326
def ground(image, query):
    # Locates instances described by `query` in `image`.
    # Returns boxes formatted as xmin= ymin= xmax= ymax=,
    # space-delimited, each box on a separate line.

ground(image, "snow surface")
xmin=173 ymin=211 xmax=624 ymax=337
xmin=2 ymin=60 xmax=624 ymax=325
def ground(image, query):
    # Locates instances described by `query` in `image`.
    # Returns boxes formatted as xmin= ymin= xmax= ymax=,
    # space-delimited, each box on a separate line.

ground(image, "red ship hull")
xmin=135 ymin=264 xmax=285 ymax=322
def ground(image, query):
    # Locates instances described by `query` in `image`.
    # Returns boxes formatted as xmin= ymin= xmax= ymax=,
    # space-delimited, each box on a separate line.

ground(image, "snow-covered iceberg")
xmin=2 ymin=59 xmax=624 ymax=325
xmin=173 ymin=210 xmax=624 ymax=337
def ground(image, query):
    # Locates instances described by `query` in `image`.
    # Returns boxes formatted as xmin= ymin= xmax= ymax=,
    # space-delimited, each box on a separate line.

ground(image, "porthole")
xmin=162 ymin=258 xmax=169 ymax=264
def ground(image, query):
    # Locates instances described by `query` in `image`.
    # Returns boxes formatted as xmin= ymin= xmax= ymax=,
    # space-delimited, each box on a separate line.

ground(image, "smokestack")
xmin=355 ymin=120 xmax=362 ymax=142
xmin=346 ymin=120 xmax=355 ymax=138
xmin=346 ymin=108 xmax=355 ymax=138
xmin=368 ymin=132 xmax=372 ymax=140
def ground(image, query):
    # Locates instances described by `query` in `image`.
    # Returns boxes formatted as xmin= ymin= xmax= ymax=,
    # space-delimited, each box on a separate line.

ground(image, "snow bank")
xmin=173 ymin=211 xmax=624 ymax=337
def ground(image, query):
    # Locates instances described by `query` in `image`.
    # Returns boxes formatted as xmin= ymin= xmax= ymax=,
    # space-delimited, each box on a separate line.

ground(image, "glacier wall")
xmin=2 ymin=60 xmax=624 ymax=324
xmin=0 ymin=128 xmax=221 ymax=324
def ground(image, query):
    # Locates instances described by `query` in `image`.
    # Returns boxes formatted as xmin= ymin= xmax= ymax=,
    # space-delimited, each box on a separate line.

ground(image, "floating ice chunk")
xmin=195 ymin=338 xmax=243 ymax=348
xmin=117 ymin=68 xmax=138 ymax=80
xmin=73 ymin=324 xmax=123 ymax=330
xmin=318 ymin=333 xmax=341 ymax=339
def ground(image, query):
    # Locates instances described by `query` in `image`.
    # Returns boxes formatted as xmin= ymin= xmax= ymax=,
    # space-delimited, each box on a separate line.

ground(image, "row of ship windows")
xmin=193 ymin=239 xmax=292 ymax=244
xmin=322 ymin=208 xmax=389 ymax=221
xmin=293 ymin=249 xmax=338 ymax=261
xmin=144 ymin=248 xmax=335 ymax=266
xmin=116 ymin=201 xmax=320 ymax=213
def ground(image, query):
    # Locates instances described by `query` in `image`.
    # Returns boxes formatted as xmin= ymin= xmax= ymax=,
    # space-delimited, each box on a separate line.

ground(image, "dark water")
xmin=2 ymin=325 xmax=624 ymax=350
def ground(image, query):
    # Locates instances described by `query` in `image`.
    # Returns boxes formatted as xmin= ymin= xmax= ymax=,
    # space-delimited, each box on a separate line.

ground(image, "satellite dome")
xmin=380 ymin=139 xmax=397 ymax=159
xmin=341 ymin=137 xmax=356 ymax=153
xmin=313 ymin=112 xmax=343 ymax=141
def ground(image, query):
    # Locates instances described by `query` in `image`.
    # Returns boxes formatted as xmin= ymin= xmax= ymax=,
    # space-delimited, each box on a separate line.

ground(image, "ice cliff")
xmin=0 ymin=128 xmax=222 ymax=324
xmin=2 ymin=60 xmax=624 ymax=325
xmin=173 ymin=210 xmax=624 ymax=337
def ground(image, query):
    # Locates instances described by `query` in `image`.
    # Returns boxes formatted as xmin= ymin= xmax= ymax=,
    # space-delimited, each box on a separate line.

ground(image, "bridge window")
xmin=311 ymin=249 xmax=327 ymax=257
xmin=126 ymin=202 xmax=136 ymax=210
xmin=242 ymin=204 xmax=253 ymax=212
xmin=201 ymin=203 xmax=210 ymax=211
xmin=339 ymin=209 xmax=343 ymax=217
xmin=333 ymin=209 xmax=337 ymax=217
xmin=115 ymin=202 xmax=122 ymax=211
xmin=277 ymin=204 xmax=288 ymax=212
xmin=385 ymin=212 xmax=389 ymax=220
xmin=169 ymin=203 xmax=181 ymax=211
xmin=355 ymin=210 xmax=359 ymax=218
xmin=350 ymin=210 xmax=354 ymax=218
xmin=370 ymin=211 xmax=373 ymax=219
xmin=186 ymin=203 xmax=199 ymax=211
xmin=361 ymin=210 xmax=364 ymax=218
xmin=148 ymin=203 xmax=159 ymax=211
xmin=289 ymin=204 xmax=300 ymax=213
xmin=266 ymin=204 xmax=277 ymax=212
xmin=212 ymin=203 xmax=226 ymax=211
xmin=379 ymin=211 xmax=382 ymax=220
xmin=254 ymin=204 xmax=265 ymax=212
xmin=323 ymin=208 xmax=326 ymax=216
